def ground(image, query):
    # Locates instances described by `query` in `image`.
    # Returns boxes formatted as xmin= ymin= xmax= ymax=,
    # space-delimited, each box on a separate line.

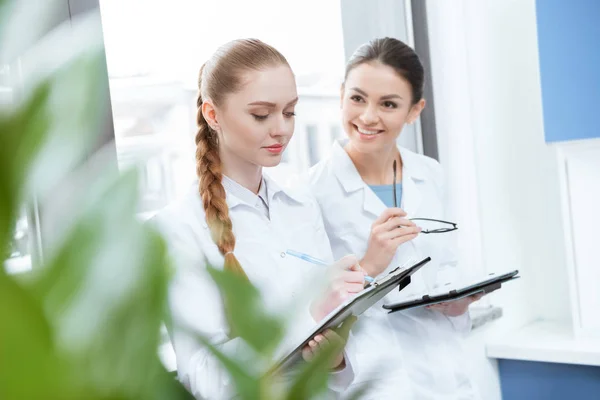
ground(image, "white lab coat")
xmin=152 ymin=174 xmax=355 ymax=400
xmin=307 ymin=140 xmax=479 ymax=400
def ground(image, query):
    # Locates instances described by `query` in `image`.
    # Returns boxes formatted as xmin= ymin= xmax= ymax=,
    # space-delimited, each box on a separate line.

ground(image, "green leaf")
xmin=2 ymin=2 xmax=370 ymax=399
xmin=0 ymin=273 xmax=76 ymax=400
xmin=0 ymin=0 xmax=73 ymax=65
xmin=1 ymin=3 xmax=194 ymax=400
xmin=23 ymin=169 xmax=176 ymax=399
xmin=0 ymin=80 xmax=51 ymax=252
xmin=27 ymin=51 xmax=111 ymax=204
xmin=197 ymin=334 xmax=264 ymax=400
xmin=207 ymin=266 xmax=285 ymax=356
xmin=143 ymin=367 xmax=196 ymax=400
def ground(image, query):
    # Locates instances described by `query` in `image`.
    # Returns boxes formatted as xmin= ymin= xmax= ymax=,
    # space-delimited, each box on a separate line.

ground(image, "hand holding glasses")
xmin=393 ymin=160 xmax=457 ymax=234
xmin=360 ymin=160 xmax=457 ymax=277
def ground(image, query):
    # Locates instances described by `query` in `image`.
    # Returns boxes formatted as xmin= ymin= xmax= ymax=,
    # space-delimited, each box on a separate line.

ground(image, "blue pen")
xmin=286 ymin=249 xmax=375 ymax=283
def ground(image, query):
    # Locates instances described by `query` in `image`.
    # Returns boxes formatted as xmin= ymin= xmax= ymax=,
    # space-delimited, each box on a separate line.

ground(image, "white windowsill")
xmin=486 ymin=320 xmax=600 ymax=367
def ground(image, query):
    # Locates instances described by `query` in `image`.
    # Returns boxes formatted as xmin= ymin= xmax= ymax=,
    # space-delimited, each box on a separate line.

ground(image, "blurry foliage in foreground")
xmin=0 ymin=1 xmax=364 ymax=399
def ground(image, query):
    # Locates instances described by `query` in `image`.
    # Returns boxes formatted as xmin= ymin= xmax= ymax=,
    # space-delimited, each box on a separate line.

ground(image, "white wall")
xmin=426 ymin=0 xmax=572 ymax=398
xmin=557 ymin=141 xmax=600 ymax=339
xmin=427 ymin=0 xmax=572 ymax=328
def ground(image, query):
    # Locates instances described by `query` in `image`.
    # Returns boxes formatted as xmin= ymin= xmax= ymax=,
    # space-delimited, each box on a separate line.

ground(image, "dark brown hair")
xmin=345 ymin=37 xmax=424 ymax=104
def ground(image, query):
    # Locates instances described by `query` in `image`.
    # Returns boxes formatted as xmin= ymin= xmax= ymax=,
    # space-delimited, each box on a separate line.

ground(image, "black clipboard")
xmin=271 ymin=257 xmax=432 ymax=373
xmin=382 ymin=270 xmax=520 ymax=314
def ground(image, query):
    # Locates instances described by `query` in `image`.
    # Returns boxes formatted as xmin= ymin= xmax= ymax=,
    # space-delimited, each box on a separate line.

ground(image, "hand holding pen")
xmin=286 ymin=250 xmax=374 ymax=283
xmin=313 ymin=254 xmax=366 ymax=322
xmin=286 ymin=251 xmax=371 ymax=322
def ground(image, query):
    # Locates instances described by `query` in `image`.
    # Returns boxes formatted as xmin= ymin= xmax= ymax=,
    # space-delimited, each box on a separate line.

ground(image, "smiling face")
xmin=341 ymin=61 xmax=425 ymax=155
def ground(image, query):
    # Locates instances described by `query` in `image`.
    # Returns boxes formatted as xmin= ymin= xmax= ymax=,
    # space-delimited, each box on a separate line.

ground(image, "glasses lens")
xmin=412 ymin=219 xmax=457 ymax=233
xmin=429 ymin=228 xmax=456 ymax=233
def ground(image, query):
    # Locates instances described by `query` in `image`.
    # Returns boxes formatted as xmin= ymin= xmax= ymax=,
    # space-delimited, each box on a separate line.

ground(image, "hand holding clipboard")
xmin=271 ymin=257 xmax=432 ymax=373
xmin=382 ymin=270 xmax=520 ymax=314
xmin=299 ymin=254 xmax=365 ymax=368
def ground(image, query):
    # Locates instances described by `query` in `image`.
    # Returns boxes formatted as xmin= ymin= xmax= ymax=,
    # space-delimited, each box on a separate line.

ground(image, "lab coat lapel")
xmin=399 ymin=147 xmax=424 ymax=218
xmin=362 ymin=184 xmax=386 ymax=218
xmin=331 ymin=140 xmax=386 ymax=218
xmin=401 ymin=175 xmax=422 ymax=218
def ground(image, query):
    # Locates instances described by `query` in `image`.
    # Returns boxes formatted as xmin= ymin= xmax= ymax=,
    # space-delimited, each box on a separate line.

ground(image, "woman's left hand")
xmin=426 ymin=293 xmax=484 ymax=317
xmin=301 ymin=329 xmax=346 ymax=370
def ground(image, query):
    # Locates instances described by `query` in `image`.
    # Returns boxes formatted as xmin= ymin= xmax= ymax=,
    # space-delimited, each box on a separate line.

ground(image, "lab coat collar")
xmin=331 ymin=139 xmax=366 ymax=193
xmin=398 ymin=146 xmax=427 ymax=217
xmin=330 ymin=139 xmax=426 ymax=217
xmin=263 ymin=173 xmax=307 ymax=205
xmin=223 ymin=173 xmax=306 ymax=209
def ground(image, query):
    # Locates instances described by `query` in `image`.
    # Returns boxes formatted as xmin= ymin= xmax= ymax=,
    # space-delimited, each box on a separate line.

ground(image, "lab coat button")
xmin=280 ymin=252 xmax=286 ymax=258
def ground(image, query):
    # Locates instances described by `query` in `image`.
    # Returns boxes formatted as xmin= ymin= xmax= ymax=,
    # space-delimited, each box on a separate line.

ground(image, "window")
xmin=99 ymin=0 xmax=346 ymax=216
xmin=330 ymin=125 xmax=342 ymax=144
xmin=306 ymin=125 xmax=320 ymax=168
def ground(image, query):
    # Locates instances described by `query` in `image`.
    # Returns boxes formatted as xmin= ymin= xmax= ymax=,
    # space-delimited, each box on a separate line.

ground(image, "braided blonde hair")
xmin=195 ymin=39 xmax=289 ymax=279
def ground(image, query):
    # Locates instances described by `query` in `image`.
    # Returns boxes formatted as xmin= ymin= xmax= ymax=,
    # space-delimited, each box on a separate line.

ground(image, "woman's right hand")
xmin=310 ymin=255 xmax=366 ymax=322
xmin=360 ymin=208 xmax=421 ymax=277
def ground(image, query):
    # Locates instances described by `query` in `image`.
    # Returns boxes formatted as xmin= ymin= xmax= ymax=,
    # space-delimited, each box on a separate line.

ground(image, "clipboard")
xmin=382 ymin=269 xmax=520 ymax=313
xmin=271 ymin=257 xmax=432 ymax=373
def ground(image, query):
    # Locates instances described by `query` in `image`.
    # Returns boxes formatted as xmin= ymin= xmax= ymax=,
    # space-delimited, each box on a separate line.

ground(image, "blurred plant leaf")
xmin=144 ymin=367 xmax=196 ymax=400
xmin=27 ymin=51 xmax=111 ymax=209
xmin=0 ymin=80 xmax=51 ymax=254
xmin=197 ymin=335 xmax=265 ymax=400
xmin=23 ymin=169 xmax=180 ymax=399
xmin=207 ymin=265 xmax=285 ymax=355
xmin=0 ymin=0 xmax=67 ymax=65
xmin=1 ymin=2 xmax=366 ymax=399
xmin=1 ymin=1 xmax=109 ymax=207
xmin=0 ymin=271 xmax=75 ymax=399
xmin=202 ymin=265 xmax=363 ymax=399
xmin=1 ymin=1 xmax=194 ymax=399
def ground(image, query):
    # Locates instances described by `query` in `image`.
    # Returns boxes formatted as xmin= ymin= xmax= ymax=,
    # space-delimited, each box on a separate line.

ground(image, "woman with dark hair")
xmin=309 ymin=37 xmax=481 ymax=399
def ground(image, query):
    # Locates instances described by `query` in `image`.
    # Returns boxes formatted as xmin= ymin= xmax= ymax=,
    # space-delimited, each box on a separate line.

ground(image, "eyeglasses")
xmin=392 ymin=160 xmax=458 ymax=234
xmin=409 ymin=218 xmax=458 ymax=234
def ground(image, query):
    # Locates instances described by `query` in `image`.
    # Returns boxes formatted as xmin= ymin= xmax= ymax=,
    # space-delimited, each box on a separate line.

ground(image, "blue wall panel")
xmin=536 ymin=0 xmax=600 ymax=142
xmin=499 ymin=359 xmax=600 ymax=399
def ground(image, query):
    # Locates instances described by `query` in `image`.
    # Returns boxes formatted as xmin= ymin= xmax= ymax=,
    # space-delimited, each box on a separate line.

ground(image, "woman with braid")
xmin=153 ymin=39 xmax=364 ymax=399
